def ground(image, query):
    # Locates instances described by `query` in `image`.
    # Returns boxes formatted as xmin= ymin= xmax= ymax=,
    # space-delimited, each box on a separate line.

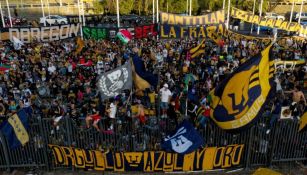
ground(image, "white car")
xmin=40 ymin=15 xmax=68 ymax=25
xmin=264 ymin=13 xmax=285 ymax=21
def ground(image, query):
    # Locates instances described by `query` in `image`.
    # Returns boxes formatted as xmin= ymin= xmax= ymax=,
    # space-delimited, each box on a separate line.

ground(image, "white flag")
xmin=12 ymin=36 xmax=24 ymax=50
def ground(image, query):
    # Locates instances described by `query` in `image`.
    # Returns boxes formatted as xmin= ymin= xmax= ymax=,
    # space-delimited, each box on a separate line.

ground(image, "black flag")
xmin=97 ymin=62 xmax=132 ymax=100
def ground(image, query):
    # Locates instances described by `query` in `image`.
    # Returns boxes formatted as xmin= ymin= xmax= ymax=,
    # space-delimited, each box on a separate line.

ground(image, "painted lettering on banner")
xmin=6 ymin=24 xmax=80 ymax=43
xmin=49 ymin=144 xmax=244 ymax=172
xmin=160 ymin=10 xmax=225 ymax=25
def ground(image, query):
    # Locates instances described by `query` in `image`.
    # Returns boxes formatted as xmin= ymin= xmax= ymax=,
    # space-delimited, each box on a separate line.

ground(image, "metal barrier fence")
xmin=0 ymin=113 xmax=306 ymax=172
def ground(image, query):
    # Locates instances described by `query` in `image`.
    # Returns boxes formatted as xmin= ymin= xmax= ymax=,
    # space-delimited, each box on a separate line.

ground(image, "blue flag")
xmin=0 ymin=110 xmax=29 ymax=149
xmin=210 ymin=44 xmax=275 ymax=132
xmin=132 ymin=54 xmax=158 ymax=87
xmin=162 ymin=120 xmax=204 ymax=154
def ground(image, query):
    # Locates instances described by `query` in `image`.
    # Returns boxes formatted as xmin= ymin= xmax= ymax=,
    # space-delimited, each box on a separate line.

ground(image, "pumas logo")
xmin=164 ymin=127 xmax=193 ymax=153
xmin=209 ymin=45 xmax=275 ymax=131
xmin=212 ymin=65 xmax=261 ymax=122
xmin=222 ymin=65 xmax=259 ymax=118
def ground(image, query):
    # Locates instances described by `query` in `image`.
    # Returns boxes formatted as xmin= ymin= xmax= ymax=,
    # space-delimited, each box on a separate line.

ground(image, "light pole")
xmin=250 ymin=0 xmax=256 ymax=34
xmin=116 ymin=0 xmax=120 ymax=28
xmin=40 ymin=0 xmax=46 ymax=26
xmin=257 ymin=0 xmax=264 ymax=35
xmin=5 ymin=0 xmax=12 ymax=27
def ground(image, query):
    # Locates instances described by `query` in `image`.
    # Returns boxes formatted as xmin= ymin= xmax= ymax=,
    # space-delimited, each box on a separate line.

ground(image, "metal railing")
xmin=0 ymin=113 xmax=306 ymax=172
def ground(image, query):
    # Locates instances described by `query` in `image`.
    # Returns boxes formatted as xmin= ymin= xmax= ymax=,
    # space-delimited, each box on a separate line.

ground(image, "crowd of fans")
xmin=0 ymin=34 xmax=306 ymax=150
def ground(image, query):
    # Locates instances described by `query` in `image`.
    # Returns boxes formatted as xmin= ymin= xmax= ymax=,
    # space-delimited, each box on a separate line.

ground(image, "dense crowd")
xmin=0 ymin=35 xmax=306 ymax=141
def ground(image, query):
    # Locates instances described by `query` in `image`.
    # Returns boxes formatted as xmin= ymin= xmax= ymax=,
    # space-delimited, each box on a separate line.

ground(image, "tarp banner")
xmin=83 ymin=24 xmax=158 ymax=40
xmin=0 ymin=24 xmax=81 ymax=43
xmin=49 ymin=144 xmax=244 ymax=172
xmin=160 ymin=10 xmax=225 ymax=25
xmin=231 ymin=7 xmax=307 ymax=36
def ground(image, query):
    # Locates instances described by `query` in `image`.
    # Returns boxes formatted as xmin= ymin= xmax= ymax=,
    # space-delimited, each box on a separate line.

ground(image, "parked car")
xmin=264 ymin=13 xmax=285 ymax=21
xmin=295 ymin=12 xmax=307 ymax=21
xmin=103 ymin=15 xmax=142 ymax=23
xmin=285 ymin=12 xmax=297 ymax=21
xmin=301 ymin=19 xmax=307 ymax=26
xmin=253 ymin=25 xmax=272 ymax=32
xmin=39 ymin=15 xmax=68 ymax=25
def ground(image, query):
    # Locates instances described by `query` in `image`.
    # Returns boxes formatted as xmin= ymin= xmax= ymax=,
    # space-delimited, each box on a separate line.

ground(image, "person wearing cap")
xmin=159 ymin=83 xmax=172 ymax=118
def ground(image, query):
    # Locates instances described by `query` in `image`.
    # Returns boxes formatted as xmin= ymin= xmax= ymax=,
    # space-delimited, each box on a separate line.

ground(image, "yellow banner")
xmin=160 ymin=10 xmax=225 ymax=26
xmin=49 ymin=144 xmax=244 ymax=172
xmin=231 ymin=7 xmax=307 ymax=36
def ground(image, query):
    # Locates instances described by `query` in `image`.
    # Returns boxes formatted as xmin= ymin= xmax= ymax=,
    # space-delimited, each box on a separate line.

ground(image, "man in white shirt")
xmin=48 ymin=62 xmax=56 ymax=74
xmin=160 ymin=84 xmax=172 ymax=118
xmin=108 ymin=99 xmax=119 ymax=130
xmin=108 ymin=101 xmax=117 ymax=119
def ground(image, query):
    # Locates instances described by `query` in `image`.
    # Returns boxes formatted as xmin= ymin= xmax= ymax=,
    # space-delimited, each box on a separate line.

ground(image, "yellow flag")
xmin=189 ymin=39 xmax=205 ymax=59
xmin=253 ymin=168 xmax=282 ymax=175
xmin=76 ymin=37 xmax=85 ymax=54
xmin=209 ymin=44 xmax=275 ymax=131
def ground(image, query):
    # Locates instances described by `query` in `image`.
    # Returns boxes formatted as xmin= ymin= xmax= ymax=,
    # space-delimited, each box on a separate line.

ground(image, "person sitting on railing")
xmin=85 ymin=107 xmax=101 ymax=132
xmin=50 ymin=100 xmax=64 ymax=134
xmin=285 ymin=85 xmax=307 ymax=119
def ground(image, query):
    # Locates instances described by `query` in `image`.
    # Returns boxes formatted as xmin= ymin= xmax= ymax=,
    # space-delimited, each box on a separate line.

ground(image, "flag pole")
xmin=156 ymin=0 xmax=159 ymax=23
xmin=250 ymin=0 xmax=256 ymax=34
xmin=40 ymin=0 xmax=46 ymax=26
xmin=185 ymin=85 xmax=188 ymax=117
xmin=116 ymin=0 xmax=120 ymax=28
xmin=289 ymin=0 xmax=295 ymax=24
xmin=46 ymin=0 xmax=51 ymax=26
xmin=288 ymin=0 xmax=295 ymax=35
xmin=5 ymin=0 xmax=12 ymax=27
xmin=186 ymin=0 xmax=188 ymax=15
xmin=298 ymin=0 xmax=304 ymax=24
xmin=226 ymin=0 xmax=231 ymax=29
xmin=152 ymin=0 xmax=155 ymax=23
xmin=77 ymin=0 xmax=83 ymax=39
xmin=257 ymin=0 xmax=263 ymax=35
xmin=0 ymin=3 xmax=5 ymax=28
xmin=189 ymin=0 xmax=192 ymax=16
xmin=81 ymin=0 xmax=86 ymax=26
xmin=167 ymin=0 xmax=168 ymax=13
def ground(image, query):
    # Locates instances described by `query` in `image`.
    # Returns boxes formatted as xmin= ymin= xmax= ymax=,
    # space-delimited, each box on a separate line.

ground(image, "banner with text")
xmin=161 ymin=24 xmax=306 ymax=47
xmin=160 ymin=24 xmax=226 ymax=39
xmin=49 ymin=144 xmax=244 ymax=172
xmin=0 ymin=24 xmax=81 ymax=43
xmin=83 ymin=24 xmax=158 ymax=40
xmin=231 ymin=7 xmax=307 ymax=36
xmin=160 ymin=10 xmax=225 ymax=25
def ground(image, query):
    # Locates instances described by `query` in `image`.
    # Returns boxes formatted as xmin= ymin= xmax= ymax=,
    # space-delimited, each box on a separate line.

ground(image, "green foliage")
xmin=96 ymin=0 xmax=270 ymax=16
xmin=199 ymin=0 xmax=269 ymax=13
xmin=119 ymin=0 xmax=135 ymax=14
xmin=101 ymin=0 xmax=134 ymax=15
xmin=161 ymin=0 xmax=199 ymax=14
xmin=92 ymin=0 xmax=104 ymax=14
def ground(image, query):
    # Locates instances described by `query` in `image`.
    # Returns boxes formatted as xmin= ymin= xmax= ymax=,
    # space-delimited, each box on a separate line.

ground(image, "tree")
xmin=102 ymin=0 xmax=134 ymax=15
xmin=92 ymin=0 xmax=104 ymax=14
xmin=199 ymin=0 xmax=269 ymax=14
xmin=157 ymin=0 xmax=199 ymax=14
